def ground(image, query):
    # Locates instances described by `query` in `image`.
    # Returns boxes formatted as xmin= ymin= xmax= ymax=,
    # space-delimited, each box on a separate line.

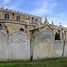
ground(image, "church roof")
xmin=50 ymin=24 xmax=67 ymax=30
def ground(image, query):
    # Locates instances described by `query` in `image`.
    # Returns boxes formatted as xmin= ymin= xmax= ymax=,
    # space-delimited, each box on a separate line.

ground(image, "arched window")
xmin=64 ymin=31 xmax=66 ymax=40
xmin=5 ymin=26 xmax=9 ymax=33
xmin=58 ymin=30 xmax=60 ymax=34
xmin=19 ymin=28 xmax=24 ymax=31
xmin=32 ymin=17 xmax=34 ymax=23
xmin=16 ymin=16 xmax=20 ymax=21
xmin=55 ymin=32 xmax=61 ymax=40
xmin=0 ymin=23 xmax=2 ymax=30
xmin=35 ymin=18 xmax=38 ymax=23
xmin=5 ymin=14 xmax=9 ymax=20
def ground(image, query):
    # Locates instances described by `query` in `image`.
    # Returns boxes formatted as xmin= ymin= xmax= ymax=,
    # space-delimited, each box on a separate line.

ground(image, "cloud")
xmin=29 ymin=0 xmax=67 ymax=27
xmin=30 ymin=0 xmax=58 ymax=16
xmin=1 ymin=0 xmax=25 ymax=11
xmin=3 ymin=0 xmax=11 ymax=4
xmin=47 ymin=12 xmax=67 ymax=27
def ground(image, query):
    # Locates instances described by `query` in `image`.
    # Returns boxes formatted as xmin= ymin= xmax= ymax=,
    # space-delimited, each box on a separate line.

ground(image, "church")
xmin=0 ymin=7 xmax=67 ymax=40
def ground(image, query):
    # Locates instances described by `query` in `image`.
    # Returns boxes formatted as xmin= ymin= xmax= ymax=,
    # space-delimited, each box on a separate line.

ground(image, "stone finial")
xmin=44 ymin=16 xmax=49 ymax=24
xmin=0 ymin=7 xmax=4 ymax=10
xmin=51 ymin=20 xmax=54 ymax=25
xmin=45 ymin=16 xmax=47 ymax=22
xmin=59 ymin=22 xmax=62 ymax=26
xmin=1 ymin=7 xmax=4 ymax=9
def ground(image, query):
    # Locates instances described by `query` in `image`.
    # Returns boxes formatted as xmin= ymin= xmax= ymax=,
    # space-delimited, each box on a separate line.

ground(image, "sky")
xmin=0 ymin=0 xmax=67 ymax=27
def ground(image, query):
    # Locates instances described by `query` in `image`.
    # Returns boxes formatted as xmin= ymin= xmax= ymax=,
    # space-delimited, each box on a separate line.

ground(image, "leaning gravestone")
xmin=0 ymin=31 xmax=8 ymax=60
xmin=9 ymin=31 xmax=30 ymax=60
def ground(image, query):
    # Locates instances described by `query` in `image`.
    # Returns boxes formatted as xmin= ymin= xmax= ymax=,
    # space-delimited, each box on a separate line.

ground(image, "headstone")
xmin=33 ymin=30 xmax=54 ymax=59
xmin=9 ymin=31 xmax=30 ymax=60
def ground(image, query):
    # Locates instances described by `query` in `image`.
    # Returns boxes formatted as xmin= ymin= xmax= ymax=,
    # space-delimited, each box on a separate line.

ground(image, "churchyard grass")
xmin=0 ymin=58 xmax=67 ymax=67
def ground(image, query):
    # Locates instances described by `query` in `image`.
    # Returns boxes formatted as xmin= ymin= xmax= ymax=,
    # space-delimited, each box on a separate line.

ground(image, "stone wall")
xmin=53 ymin=40 xmax=67 ymax=58
xmin=63 ymin=41 xmax=67 ymax=57
xmin=52 ymin=40 xmax=63 ymax=58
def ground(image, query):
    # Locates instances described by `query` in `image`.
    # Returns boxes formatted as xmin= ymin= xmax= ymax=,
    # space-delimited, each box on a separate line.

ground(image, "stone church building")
xmin=0 ymin=7 xmax=67 ymax=60
xmin=0 ymin=7 xmax=67 ymax=40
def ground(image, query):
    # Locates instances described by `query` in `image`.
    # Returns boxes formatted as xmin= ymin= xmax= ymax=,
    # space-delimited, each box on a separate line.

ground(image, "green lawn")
xmin=0 ymin=58 xmax=67 ymax=67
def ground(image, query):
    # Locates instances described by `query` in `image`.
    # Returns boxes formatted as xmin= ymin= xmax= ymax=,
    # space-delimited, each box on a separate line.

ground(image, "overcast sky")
xmin=0 ymin=0 xmax=67 ymax=27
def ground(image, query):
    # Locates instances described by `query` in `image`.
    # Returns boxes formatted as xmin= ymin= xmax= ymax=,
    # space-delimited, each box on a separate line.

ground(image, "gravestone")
xmin=33 ymin=30 xmax=54 ymax=59
xmin=9 ymin=31 xmax=30 ymax=60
